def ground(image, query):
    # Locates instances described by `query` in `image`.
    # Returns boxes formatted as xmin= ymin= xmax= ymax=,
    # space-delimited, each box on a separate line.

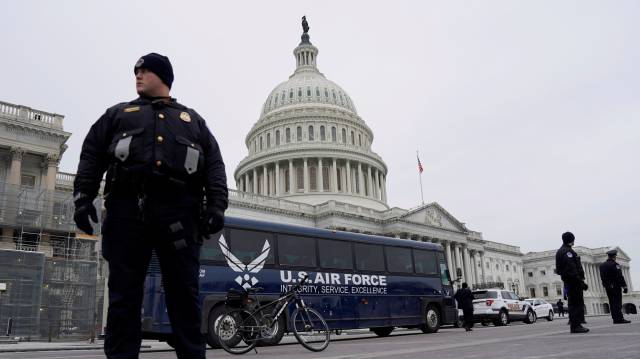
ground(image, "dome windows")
xmin=289 ymin=90 xmax=294 ymax=99
xmin=308 ymin=125 xmax=314 ymax=141
xmin=267 ymin=133 xmax=271 ymax=148
xmin=286 ymin=128 xmax=291 ymax=143
xmin=298 ymin=88 xmax=302 ymax=98
xmin=341 ymin=128 xmax=346 ymax=143
xmin=320 ymin=126 xmax=326 ymax=141
xmin=260 ymin=136 xmax=263 ymax=150
xmin=331 ymin=127 xmax=337 ymax=142
xmin=275 ymin=130 xmax=280 ymax=146
xmin=351 ymin=131 xmax=355 ymax=145
xmin=307 ymin=87 xmax=311 ymax=97
xmin=296 ymin=126 xmax=302 ymax=141
xmin=316 ymin=87 xmax=320 ymax=97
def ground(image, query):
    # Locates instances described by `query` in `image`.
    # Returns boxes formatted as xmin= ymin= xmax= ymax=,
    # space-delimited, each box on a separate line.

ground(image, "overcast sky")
xmin=2 ymin=1 xmax=639 ymax=286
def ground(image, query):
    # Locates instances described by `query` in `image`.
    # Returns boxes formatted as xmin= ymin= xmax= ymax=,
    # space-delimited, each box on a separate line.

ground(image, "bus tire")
xmin=420 ymin=305 xmax=440 ymax=334
xmin=371 ymin=327 xmax=394 ymax=337
xmin=206 ymin=305 xmax=238 ymax=349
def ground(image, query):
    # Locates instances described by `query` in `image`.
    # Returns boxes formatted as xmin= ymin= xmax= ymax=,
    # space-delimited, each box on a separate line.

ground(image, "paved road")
xmin=1 ymin=316 xmax=638 ymax=359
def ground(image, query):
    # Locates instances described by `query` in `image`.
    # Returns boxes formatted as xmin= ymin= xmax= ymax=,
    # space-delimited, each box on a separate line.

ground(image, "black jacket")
xmin=74 ymin=97 xmax=228 ymax=212
xmin=454 ymin=288 xmax=474 ymax=310
xmin=600 ymin=259 xmax=627 ymax=289
xmin=555 ymin=244 xmax=585 ymax=285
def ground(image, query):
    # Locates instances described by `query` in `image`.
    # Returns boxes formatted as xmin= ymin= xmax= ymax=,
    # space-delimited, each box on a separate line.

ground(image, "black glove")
xmin=581 ymin=282 xmax=588 ymax=291
xmin=73 ymin=195 xmax=98 ymax=235
xmin=623 ymin=287 xmax=628 ymax=294
xmin=200 ymin=206 xmax=225 ymax=239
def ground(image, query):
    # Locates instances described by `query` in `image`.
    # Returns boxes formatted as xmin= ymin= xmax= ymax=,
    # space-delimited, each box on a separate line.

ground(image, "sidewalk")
xmin=0 ymin=339 xmax=172 ymax=353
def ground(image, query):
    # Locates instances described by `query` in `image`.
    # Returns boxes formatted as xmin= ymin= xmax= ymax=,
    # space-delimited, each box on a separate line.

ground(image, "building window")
xmin=307 ymin=87 xmax=311 ymax=96
xmin=486 ymin=262 xmax=490 ymax=269
xmin=21 ymin=174 xmax=36 ymax=188
xmin=275 ymin=130 xmax=280 ymax=145
xmin=266 ymin=133 xmax=271 ymax=148
xmin=284 ymin=169 xmax=290 ymax=192
xmin=331 ymin=127 xmax=337 ymax=142
xmin=289 ymin=90 xmax=294 ymax=99
xmin=309 ymin=166 xmax=317 ymax=191
xmin=506 ymin=265 xmax=509 ymax=271
xmin=341 ymin=129 xmax=347 ymax=143
xmin=530 ymin=288 xmax=536 ymax=297
xmin=324 ymin=88 xmax=329 ymax=97
xmin=259 ymin=136 xmax=263 ymax=150
xmin=308 ymin=126 xmax=314 ymax=141
xmin=528 ymin=272 xmax=533 ymax=277
xmin=358 ymin=134 xmax=362 ymax=146
xmin=298 ymin=88 xmax=302 ymax=97
xmin=351 ymin=131 xmax=355 ymax=144
xmin=336 ymin=168 xmax=342 ymax=191
xmin=281 ymin=91 xmax=285 ymax=104
xmin=316 ymin=87 xmax=320 ymax=96
xmin=543 ymin=286 xmax=549 ymax=297
xmin=296 ymin=167 xmax=304 ymax=190
xmin=322 ymin=166 xmax=330 ymax=191
xmin=296 ymin=126 xmax=302 ymax=141
xmin=556 ymin=284 xmax=562 ymax=296
xmin=496 ymin=264 xmax=500 ymax=270
xmin=332 ymin=90 xmax=336 ymax=100
xmin=286 ymin=128 xmax=291 ymax=143
xmin=541 ymin=270 xmax=546 ymax=276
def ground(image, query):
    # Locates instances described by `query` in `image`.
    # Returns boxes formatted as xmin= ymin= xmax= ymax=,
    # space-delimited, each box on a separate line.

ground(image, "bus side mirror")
xmin=445 ymin=269 xmax=451 ymax=281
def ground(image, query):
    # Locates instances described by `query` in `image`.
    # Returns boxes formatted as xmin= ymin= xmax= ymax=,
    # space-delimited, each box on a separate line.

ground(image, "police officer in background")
xmin=600 ymin=249 xmax=630 ymax=324
xmin=555 ymin=232 xmax=589 ymax=333
xmin=454 ymin=282 xmax=475 ymax=331
xmin=73 ymin=53 xmax=228 ymax=359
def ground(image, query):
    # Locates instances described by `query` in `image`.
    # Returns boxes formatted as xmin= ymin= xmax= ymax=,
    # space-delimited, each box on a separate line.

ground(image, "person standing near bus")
xmin=600 ymin=249 xmax=630 ymax=324
xmin=555 ymin=232 xmax=589 ymax=334
xmin=73 ymin=52 xmax=228 ymax=359
xmin=454 ymin=282 xmax=475 ymax=331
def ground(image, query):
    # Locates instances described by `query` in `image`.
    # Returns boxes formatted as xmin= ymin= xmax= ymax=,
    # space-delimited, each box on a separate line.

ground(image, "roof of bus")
xmin=225 ymin=216 xmax=443 ymax=251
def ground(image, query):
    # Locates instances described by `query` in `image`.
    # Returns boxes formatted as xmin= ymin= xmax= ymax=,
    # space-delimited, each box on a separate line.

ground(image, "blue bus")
xmin=141 ymin=216 xmax=458 ymax=347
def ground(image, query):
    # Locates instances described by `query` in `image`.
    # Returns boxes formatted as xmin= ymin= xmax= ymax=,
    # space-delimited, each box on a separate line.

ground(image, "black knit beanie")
xmin=134 ymin=53 xmax=174 ymax=89
xmin=562 ymin=232 xmax=575 ymax=244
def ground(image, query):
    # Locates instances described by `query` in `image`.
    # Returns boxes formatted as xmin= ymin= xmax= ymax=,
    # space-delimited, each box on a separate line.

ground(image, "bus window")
xmin=201 ymin=230 xmax=225 ymax=261
xmin=385 ymin=247 xmax=413 ymax=273
xmin=439 ymin=262 xmax=450 ymax=285
xmin=319 ymin=239 xmax=353 ymax=270
xmin=226 ymin=228 xmax=275 ymax=266
xmin=354 ymin=243 xmax=385 ymax=272
xmin=413 ymin=250 xmax=437 ymax=275
xmin=277 ymin=235 xmax=316 ymax=267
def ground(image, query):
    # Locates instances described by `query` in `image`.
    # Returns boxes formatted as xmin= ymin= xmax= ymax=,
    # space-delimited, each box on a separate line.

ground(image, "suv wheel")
xmin=494 ymin=310 xmax=509 ymax=326
xmin=524 ymin=309 xmax=535 ymax=324
xmin=546 ymin=310 xmax=554 ymax=321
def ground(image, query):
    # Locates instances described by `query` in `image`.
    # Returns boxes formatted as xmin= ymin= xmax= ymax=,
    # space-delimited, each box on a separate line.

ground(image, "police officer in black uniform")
xmin=73 ymin=53 xmax=228 ymax=359
xmin=555 ymin=232 xmax=589 ymax=333
xmin=600 ymin=249 xmax=630 ymax=324
xmin=454 ymin=282 xmax=475 ymax=331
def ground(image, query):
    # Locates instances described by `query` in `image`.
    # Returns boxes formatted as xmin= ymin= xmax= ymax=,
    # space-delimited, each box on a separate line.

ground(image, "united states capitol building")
xmin=0 ymin=21 xmax=637 ymax=338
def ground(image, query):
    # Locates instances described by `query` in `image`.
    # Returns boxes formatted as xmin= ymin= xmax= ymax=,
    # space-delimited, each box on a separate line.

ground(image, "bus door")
xmin=438 ymin=254 xmax=457 ymax=324
xmin=352 ymin=243 xmax=391 ymax=328
xmin=385 ymin=247 xmax=420 ymax=326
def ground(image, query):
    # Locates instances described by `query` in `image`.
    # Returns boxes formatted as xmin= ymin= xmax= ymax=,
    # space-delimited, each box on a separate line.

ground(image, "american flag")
xmin=417 ymin=155 xmax=424 ymax=174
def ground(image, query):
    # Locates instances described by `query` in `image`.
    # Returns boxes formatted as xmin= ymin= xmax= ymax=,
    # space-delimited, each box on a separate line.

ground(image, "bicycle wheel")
xmin=291 ymin=307 xmax=330 ymax=352
xmin=216 ymin=309 xmax=258 ymax=355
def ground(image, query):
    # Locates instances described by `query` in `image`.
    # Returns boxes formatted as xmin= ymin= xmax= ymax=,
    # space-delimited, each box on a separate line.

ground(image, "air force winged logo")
xmin=219 ymin=234 xmax=270 ymax=290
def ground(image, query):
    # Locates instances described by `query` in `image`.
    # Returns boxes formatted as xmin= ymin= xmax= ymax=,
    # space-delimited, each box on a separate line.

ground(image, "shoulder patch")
xmin=566 ymin=252 xmax=573 ymax=258
xmin=180 ymin=111 xmax=191 ymax=122
xmin=124 ymin=106 xmax=140 ymax=113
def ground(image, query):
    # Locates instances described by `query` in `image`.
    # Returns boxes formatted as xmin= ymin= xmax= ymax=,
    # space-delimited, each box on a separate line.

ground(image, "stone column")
xmin=381 ymin=175 xmax=387 ymax=203
xmin=318 ymin=158 xmax=324 ymax=192
xmin=288 ymin=159 xmax=294 ymax=193
xmin=480 ymin=251 xmax=486 ymax=284
xmin=375 ymin=169 xmax=381 ymax=200
xmin=43 ymin=154 xmax=59 ymax=190
xmin=252 ymin=168 xmax=258 ymax=193
xmin=625 ymin=268 xmax=633 ymax=291
xmin=444 ymin=241 xmax=454 ymax=277
xmin=332 ymin=158 xmax=338 ymax=192
xmin=7 ymin=147 xmax=24 ymax=185
xmin=3 ymin=147 xmax=25 ymax=240
xmin=275 ymin=161 xmax=280 ymax=196
xmin=346 ymin=160 xmax=352 ymax=193
xmin=472 ymin=251 xmax=480 ymax=285
xmin=454 ymin=244 xmax=463 ymax=281
xmin=263 ymin=165 xmax=268 ymax=196
xmin=303 ymin=158 xmax=309 ymax=193
xmin=463 ymin=246 xmax=472 ymax=286
xmin=358 ymin=162 xmax=364 ymax=195
xmin=243 ymin=173 xmax=247 ymax=192
xmin=367 ymin=165 xmax=372 ymax=197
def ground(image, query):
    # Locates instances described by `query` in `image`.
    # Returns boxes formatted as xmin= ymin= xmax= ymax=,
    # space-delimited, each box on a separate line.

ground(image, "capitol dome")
xmin=234 ymin=22 xmax=389 ymax=211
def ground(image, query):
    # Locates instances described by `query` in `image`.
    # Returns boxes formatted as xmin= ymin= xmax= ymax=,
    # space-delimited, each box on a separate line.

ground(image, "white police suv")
xmin=471 ymin=289 xmax=536 ymax=326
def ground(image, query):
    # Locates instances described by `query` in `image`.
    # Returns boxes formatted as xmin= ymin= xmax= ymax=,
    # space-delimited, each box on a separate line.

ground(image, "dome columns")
xmin=236 ymin=157 xmax=387 ymax=205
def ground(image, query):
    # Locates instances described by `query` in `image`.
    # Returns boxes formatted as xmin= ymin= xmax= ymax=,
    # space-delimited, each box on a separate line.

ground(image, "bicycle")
xmin=216 ymin=274 xmax=330 ymax=354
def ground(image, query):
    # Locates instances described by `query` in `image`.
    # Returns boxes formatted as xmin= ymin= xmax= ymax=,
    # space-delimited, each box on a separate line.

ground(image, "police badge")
xmin=180 ymin=112 xmax=191 ymax=122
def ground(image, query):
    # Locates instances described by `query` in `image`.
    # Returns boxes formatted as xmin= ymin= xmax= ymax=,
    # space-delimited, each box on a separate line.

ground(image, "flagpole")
xmin=417 ymin=150 xmax=425 ymax=205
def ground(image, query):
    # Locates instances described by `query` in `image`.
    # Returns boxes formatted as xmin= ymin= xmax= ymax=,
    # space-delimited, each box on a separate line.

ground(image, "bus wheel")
xmin=371 ymin=327 xmax=394 ymax=337
xmin=420 ymin=305 xmax=440 ymax=333
xmin=206 ymin=305 xmax=239 ymax=349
